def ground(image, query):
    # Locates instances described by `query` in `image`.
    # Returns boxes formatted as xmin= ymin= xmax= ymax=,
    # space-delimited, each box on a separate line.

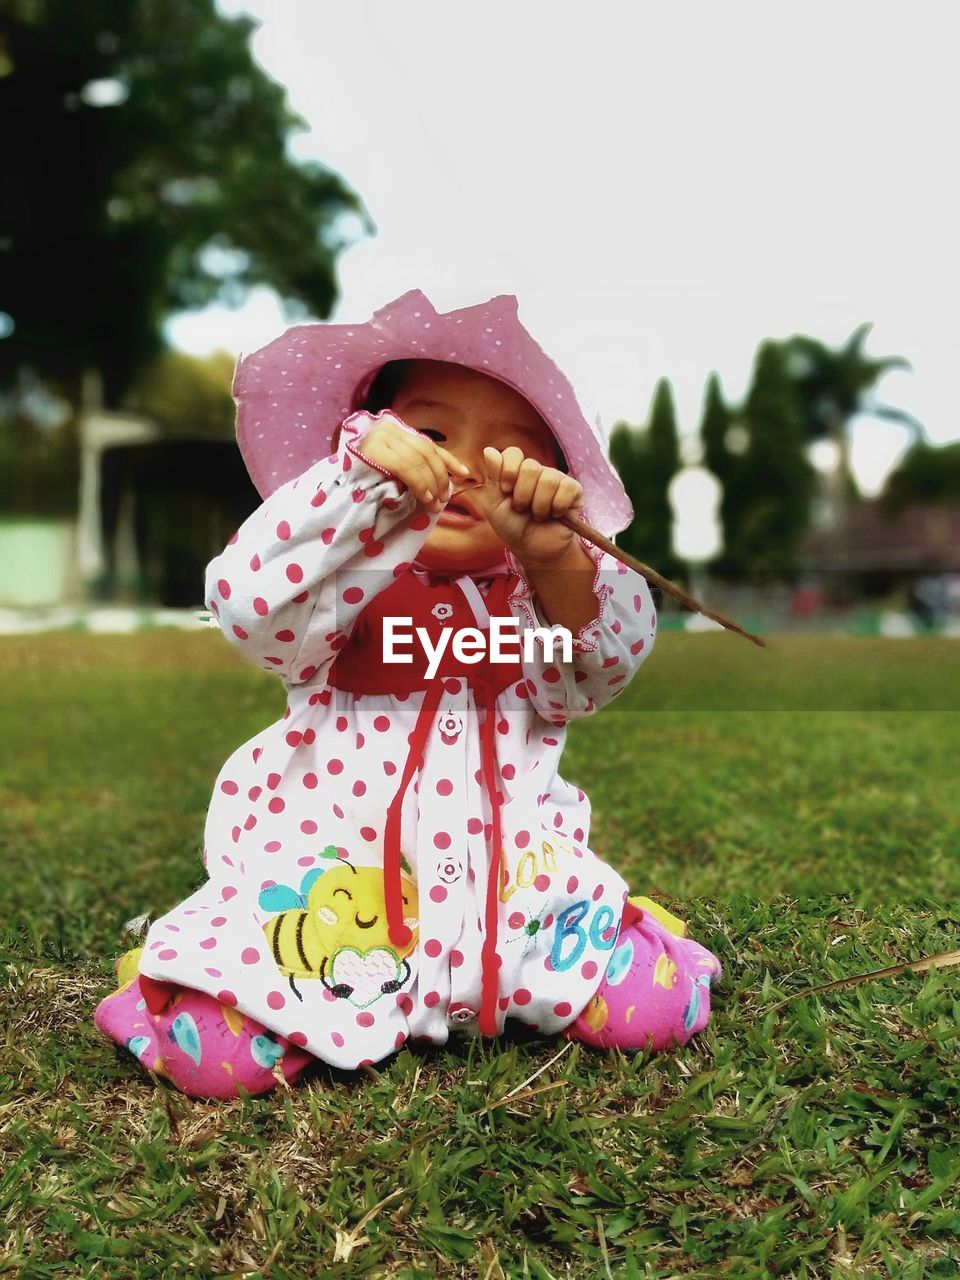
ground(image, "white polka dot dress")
xmin=136 ymin=414 xmax=658 ymax=1071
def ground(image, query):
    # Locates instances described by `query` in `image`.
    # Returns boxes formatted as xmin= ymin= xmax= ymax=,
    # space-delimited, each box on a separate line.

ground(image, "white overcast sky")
xmin=169 ymin=1 xmax=959 ymax=550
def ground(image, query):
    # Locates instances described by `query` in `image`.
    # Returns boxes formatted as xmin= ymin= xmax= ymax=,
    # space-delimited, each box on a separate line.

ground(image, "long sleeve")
xmin=503 ymin=538 xmax=657 ymax=725
xmin=204 ymin=410 xmax=440 ymax=685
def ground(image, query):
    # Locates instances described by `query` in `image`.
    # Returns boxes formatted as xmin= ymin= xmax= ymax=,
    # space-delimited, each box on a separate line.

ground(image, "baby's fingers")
xmin=435 ymin=446 xmax=472 ymax=480
xmin=530 ymin=468 xmax=564 ymax=520
xmin=381 ymin=435 xmax=449 ymax=508
xmin=483 ymin=446 xmax=526 ymax=494
xmin=551 ymin=476 xmax=585 ymax=518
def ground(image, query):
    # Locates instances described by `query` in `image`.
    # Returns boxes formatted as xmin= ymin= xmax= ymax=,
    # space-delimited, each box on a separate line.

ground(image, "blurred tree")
xmin=0 ymin=0 xmax=367 ymax=413
xmin=699 ymin=371 xmax=732 ymax=480
xmin=121 ymin=349 xmax=237 ymax=434
xmin=609 ymin=377 xmax=681 ymax=579
xmin=777 ymin=324 xmax=922 ymax=522
xmin=716 ymin=342 xmax=816 ymax=575
xmin=880 ymin=440 xmax=960 ymax=514
xmin=698 ymin=371 xmax=743 ymax=569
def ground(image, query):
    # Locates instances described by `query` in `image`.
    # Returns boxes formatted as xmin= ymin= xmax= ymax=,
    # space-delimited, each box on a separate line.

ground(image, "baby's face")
xmin=389 ymin=361 xmax=562 ymax=572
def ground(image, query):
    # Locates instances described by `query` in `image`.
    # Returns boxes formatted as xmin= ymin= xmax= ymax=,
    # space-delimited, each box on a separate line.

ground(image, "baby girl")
xmin=94 ymin=290 xmax=722 ymax=1098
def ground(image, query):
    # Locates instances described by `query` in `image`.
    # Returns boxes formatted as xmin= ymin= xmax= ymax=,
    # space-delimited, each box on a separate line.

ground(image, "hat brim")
xmin=233 ymin=289 xmax=634 ymax=537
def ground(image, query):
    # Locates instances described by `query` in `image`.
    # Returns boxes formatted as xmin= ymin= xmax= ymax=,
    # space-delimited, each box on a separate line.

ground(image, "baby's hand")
xmin=475 ymin=446 xmax=587 ymax=568
xmin=350 ymin=412 xmax=470 ymax=512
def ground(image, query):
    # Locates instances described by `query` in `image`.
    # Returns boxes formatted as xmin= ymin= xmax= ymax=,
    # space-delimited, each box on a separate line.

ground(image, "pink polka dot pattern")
xmin=184 ymin=503 xmax=660 ymax=1067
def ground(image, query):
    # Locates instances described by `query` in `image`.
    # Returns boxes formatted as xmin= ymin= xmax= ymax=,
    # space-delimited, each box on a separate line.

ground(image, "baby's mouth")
xmin=438 ymin=499 xmax=479 ymax=525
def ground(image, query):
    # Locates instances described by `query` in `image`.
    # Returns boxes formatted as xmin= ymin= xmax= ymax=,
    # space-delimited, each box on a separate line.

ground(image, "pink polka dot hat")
xmin=232 ymin=289 xmax=634 ymax=536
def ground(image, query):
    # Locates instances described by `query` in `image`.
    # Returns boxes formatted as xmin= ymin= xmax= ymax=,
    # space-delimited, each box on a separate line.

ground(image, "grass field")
xmin=1 ymin=631 xmax=958 ymax=1278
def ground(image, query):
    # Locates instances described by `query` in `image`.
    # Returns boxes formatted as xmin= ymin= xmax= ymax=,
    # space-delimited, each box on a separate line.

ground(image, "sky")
xmin=168 ymin=1 xmax=960 ymax=557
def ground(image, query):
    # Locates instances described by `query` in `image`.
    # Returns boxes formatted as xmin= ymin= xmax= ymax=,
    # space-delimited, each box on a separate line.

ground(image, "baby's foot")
xmin=95 ymin=977 xmax=314 ymax=1099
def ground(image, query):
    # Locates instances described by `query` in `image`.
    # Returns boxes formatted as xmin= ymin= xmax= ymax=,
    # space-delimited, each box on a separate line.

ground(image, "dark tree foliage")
xmin=880 ymin=441 xmax=960 ymax=514
xmin=717 ymin=342 xmax=816 ymax=575
xmin=609 ymin=377 xmax=681 ymax=578
xmin=778 ymin=324 xmax=918 ymax=443
xmin=0 ymin=0 xmax=366 ymax=407
xmin=699 ymin=371 xmax=731 ymax=482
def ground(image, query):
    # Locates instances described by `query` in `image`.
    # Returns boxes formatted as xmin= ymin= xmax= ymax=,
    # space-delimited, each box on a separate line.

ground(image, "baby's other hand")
xmin=476 ymin=446 xmax=587 ymax=568
xmin=350 ymin=412 xmax=470 ymax=513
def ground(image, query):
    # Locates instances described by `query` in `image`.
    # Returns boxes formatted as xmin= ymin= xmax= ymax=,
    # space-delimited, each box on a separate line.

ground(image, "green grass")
xmin=1 ymin=631 xmax=958 ymax=1278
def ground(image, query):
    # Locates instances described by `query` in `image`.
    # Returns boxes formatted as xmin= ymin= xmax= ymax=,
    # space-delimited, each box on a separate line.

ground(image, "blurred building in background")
xmin=799 ymin=501 xmax=960 ymax=629
xmin=0 ymin=362 xmax=262 ymax=611
xmin=77 ymin=402 xmax=261 ymax=610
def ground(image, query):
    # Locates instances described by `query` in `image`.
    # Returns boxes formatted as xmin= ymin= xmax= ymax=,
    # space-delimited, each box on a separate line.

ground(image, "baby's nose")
xmin=454 ymin=442 xmax=487 ymax=480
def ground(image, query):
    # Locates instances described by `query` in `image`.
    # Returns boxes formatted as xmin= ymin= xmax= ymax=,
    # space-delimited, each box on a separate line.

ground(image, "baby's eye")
xmin=417 ymin=428 xmax=446 ymax=442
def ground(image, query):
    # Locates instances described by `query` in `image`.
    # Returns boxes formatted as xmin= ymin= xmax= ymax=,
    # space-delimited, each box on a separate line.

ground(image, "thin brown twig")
xmin=760 ymin=948 xmax=960 ymax=1014
xmin=555 ymin=513 xmax=766 ymax=649
xmin=451 ymin=474 xmax=766 ymax=648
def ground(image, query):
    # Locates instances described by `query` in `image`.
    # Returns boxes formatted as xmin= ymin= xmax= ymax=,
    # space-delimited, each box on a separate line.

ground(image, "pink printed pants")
xmin=94 ymin=901 xmax=722 ymax=1099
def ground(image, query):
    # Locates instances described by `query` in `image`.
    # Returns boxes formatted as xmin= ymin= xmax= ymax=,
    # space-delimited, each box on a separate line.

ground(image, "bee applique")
xmin=259 ymin=853 xmax=420 ymax=1007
